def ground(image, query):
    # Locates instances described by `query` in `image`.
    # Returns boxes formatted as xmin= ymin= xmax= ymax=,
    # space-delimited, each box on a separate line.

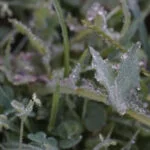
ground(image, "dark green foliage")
xmin=83 ymin=101 xmax=106 ymax=132
xmin=0 ymin=0 xmax=150 ymax=150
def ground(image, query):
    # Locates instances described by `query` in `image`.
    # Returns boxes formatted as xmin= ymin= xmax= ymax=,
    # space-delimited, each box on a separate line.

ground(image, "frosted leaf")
xmin=107 ymin=42 xmax=140 ymax=114
xmin=89 ymin=47 xmax=114 ymax=89
xmin=127 ymin=90 xmax=150 ymax=115
xmin=109 ymin=81 xmax=127 ymax=115
xmin=116 ymin=42 xmax=140 ymax=101
xmin=79 ymin=79 xmax=102 ymax=95
xmin=11 ymin=100 xmax=25 ymax=113
xmin=90 ymin=43 xmax=148 ymax=115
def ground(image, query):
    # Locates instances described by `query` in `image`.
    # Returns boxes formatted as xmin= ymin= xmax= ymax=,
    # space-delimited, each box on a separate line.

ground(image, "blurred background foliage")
xmin=0 ymin=0 xmax=150 ymax=150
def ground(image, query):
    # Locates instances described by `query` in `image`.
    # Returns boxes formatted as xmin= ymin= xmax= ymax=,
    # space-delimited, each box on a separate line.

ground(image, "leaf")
xmin=55 ymin=120 xmax=83 ymax=139
xmin=116 ymin=42 xmax=140 ymax=97
xmin=44 ymin=137 xmax=59 ymax=150
xmin=83 ymin=101 xmax=106 ymax=132
xmin=59 ymin=135 xmax=82 ymax=149
xmin=11 ymin=99 xmax=34 ymax=117
xmin=0 ymin=85 xmax=14 ymax=108
xmin=11 ymin=100 xmax=25 ymax=113
xmin=109 ymin=42 xmax=141 ymax=114
xmin=90 ymin=43 xmax=143 ymax=115
xmin=28 ymin=132 xmax=46 ymax=144
xmin=89 ymin=46 xmax=115 ymax=89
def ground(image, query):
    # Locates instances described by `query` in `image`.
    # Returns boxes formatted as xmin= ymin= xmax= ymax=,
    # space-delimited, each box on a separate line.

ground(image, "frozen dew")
xmin=90 ymin=44 xmax=148 ymax=116
xmin=136 ymin=41 xmax=141 ymax=49
xmin=32 ymin=93 xmax=41 ymax=107
xmin=69 ymin=63 xmax=81 ymax=82
xmin=121 ymin=53 xmax=128 ymax=60
xmin=87 ymin=2 xmax=107 ymax=30
xmin=0 ymin=3 xmax=13 ymax=18
xmin=143 ymin=102 xmax=148 ymax=108
xmin=90 ymin=47 xmax=114 ymax=89
xmin=109 ymin=84 xmax=128 ymax=115
xmin=131 ymin=140 xmax=135 ymax=144
xmin=66 ymin=15 xmax=84 ymax=32
xmin=136 ymin=87 xmax=141 ymax=91
xmin=128 ymin=99 xmax=148 ymax=115
xmin=111 ymin=64 xmax=120 ymax=71
xmin=139 ymin=61 xmax=145 ymax=67
xmin=60 ymin=78 xmax=77 ymax=90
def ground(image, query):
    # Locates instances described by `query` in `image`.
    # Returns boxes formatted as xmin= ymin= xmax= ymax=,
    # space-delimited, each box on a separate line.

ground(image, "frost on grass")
xmin=89 ymin=47 xmax=115 ymax=89
xmin=9 ymin=19 xmax=49 ymax=55
xmin=90 ymin=43 xmax=149 ymax=115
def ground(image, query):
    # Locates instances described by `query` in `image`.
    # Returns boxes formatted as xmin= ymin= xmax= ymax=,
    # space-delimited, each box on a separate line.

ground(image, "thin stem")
xmin=106 ymin=6 xmax=121 ymax=21
xmin=128 ymin=0 xmax=150 ymax=60
xmin=82 ymin=20 xmax=126 ymax=52
xmin=19 ymin=118 xmax=24 ymax=150
xmin=82 ymin=99 xmax=88 ymax=119
xmin=53 ymin=0 xmax=70 ymax=77
xmin=48 ymin=84 xmax=60 ymax=132
xmin=120 ymin=0 xmax=131 ymax=38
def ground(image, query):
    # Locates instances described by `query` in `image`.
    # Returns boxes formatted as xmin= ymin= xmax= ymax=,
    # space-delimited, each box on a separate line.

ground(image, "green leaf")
xmin=55 ymin=120 xmax=83 ymax=139
xmin=0 ymin=85 xmax=14 ymax=108
xmin=28 ymin=132 xmax=46 ymax=144
xmin=44 ymin=137 xmax=59 ymax=150
xmin=59 ymin=135 xmax=82 ymax=149
xmin=83 ymin=101 xmax=106 ymax=132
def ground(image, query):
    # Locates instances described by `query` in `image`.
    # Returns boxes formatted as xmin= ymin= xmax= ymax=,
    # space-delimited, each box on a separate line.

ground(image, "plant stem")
xmin=128 ymin=0 xmax=150 ymax=61
xmin=53 ymin=0 xmax=70 ymax=77
xmin=120 ymin=0 xmax=131 ymax=38
xmin=19 ymin=118 xmax=24 ymax=150
xmin=48 ymin=84 xmax=60 ymax=132
xmin=82 ymin=20 xmax=126 ymax=52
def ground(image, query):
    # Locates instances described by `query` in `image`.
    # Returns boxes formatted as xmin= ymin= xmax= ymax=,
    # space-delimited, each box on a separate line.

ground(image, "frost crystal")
xmin=69 ymin=63 xmax=81 ymax=82
xmin=87 ymin=2 xmax=107 ymax=30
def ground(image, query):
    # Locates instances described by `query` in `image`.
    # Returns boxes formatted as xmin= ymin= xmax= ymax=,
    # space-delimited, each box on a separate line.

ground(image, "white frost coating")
xmin=89 ymin=47 xmax=114 ymax=89
xmin=69 ymin=63 xmax=81 ymax=82
xmin=87 ymin=2 xmax=107 ymax=30
xmin=109 ymin=81 xmax=127 ymax=115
